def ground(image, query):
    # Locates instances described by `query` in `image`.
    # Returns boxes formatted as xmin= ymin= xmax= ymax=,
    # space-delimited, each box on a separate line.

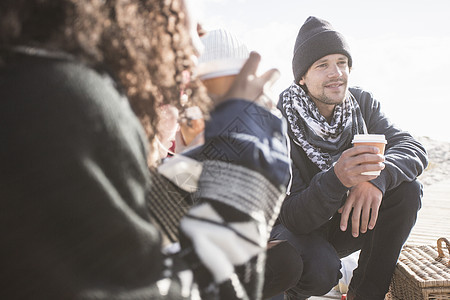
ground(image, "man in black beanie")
xmin=269 ymin=16 xmax=428 ymax=299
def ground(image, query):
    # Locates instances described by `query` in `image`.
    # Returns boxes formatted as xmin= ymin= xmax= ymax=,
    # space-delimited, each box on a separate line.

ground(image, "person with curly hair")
xmin=0 ymin=0 xmax=290 ymax=299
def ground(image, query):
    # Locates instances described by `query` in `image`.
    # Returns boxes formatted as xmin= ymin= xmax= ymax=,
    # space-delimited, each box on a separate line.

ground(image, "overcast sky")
xmin=189 ymin=0 xmax=450 ymax=142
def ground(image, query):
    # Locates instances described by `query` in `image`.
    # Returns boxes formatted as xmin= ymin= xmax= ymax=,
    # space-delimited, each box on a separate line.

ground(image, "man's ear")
xmin=299 ymin=77 xmax=305 ymax=86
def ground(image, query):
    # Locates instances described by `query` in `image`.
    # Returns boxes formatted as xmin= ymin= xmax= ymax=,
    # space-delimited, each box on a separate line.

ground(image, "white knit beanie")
xmin=196 ymin=29 xmax=249 ymax=80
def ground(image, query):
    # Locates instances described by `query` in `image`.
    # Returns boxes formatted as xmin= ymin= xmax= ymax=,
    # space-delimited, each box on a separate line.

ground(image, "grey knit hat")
xmin=292 ymin=16 xmax=352 ymax=83
xmin=197 ymin=28 xmax=249 ymax=80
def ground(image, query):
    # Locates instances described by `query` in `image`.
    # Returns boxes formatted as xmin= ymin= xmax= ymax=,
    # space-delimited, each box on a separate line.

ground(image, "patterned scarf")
xmin=281 ymin=83 xmax=367 ymax=171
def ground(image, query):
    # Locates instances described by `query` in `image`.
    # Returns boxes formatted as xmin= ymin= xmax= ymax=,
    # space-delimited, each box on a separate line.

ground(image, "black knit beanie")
xmin=292 ymin=16 xmax=352 ymax=84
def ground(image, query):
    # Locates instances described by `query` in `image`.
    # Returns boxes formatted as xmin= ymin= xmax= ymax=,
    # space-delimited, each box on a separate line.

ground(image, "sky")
xmin=189 ymin=0 xmax=450 ymax=142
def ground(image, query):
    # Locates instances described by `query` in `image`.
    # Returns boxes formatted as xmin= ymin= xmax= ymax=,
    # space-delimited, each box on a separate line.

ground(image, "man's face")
xmin=202 ymin=75 xmax=237 ymax=101
xmin=299 ymin=54 xmax=350 ymax=106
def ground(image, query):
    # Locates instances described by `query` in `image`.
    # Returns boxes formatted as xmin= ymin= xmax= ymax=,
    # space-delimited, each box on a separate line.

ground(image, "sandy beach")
xmin=404 ymin=136 xmax=450 ymax=247
xmin=415 ymin=136 xmax=450 ymax=187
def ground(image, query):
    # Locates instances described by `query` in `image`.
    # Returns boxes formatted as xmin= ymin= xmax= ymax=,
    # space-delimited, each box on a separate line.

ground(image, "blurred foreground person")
xmin=0 ymin=0 xmax=289 ymax=299
xmin=191 ymin=28 xmax=300 ymax=298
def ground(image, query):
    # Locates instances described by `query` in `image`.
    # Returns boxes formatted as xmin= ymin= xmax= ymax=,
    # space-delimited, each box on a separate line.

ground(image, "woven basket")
xmin=387 ymin=237 xmax=450 ymax=300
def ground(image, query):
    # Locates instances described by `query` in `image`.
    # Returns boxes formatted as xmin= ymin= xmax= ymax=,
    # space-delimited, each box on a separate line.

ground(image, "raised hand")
xmin=221 ymin=51 xmax=280 ymax=108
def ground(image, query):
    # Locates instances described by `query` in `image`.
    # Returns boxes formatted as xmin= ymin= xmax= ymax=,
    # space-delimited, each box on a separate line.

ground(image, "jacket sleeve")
xmin=353 ymin=88 xmax=429 ymax=194
xmin=177 ymin=99 xmax=291 ymax=299
xmin=195 ymin=99 xmax=290 ymax=187
xmin=185 ymin=99 xmax=291 ymax=227
xmin=278 ymin=140 xmax=349 ymax=234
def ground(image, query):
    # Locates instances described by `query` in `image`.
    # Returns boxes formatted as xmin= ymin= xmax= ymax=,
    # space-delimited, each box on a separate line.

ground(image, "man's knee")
xmin=391 ymin=179 xmax=423 ymax=213
xmin=269 ymin=225 xmax=342 ymax=297
xmin=288 ymin=243 xmax=342 ymax=297
xmin=263 ymin=241 xmax=303 ymax=298
xmin=302 ymin=249 xmax=341 ymax=295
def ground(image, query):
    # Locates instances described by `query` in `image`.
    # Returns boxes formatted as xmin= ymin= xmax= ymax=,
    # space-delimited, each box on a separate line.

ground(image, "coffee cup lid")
xmin=352 ymin=134 xmax=387 ymax=144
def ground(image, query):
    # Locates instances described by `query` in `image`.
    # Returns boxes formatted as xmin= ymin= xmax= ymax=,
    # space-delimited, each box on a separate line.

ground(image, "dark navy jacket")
xmin=277 ymin=87 xmax=428 ymax=235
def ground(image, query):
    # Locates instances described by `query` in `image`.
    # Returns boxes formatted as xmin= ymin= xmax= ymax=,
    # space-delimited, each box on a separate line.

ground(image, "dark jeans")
xmin=263 ymin=180 xmax=423 ymax=300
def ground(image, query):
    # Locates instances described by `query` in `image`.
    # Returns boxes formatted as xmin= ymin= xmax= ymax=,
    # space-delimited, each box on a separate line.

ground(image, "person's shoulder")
xmin=3 ymin=50 xmax=137 ymax=137
xmin=40 ymin=54 xmax=131 ymax=119
xmin=349 ymin=86 xmax=378 ymax=104
xmin=349 ymin=86 xmax=372 ymax=98
xmin=52 ymin=57 xmax=123 ymax=103
xmin=276 ymin=86 xmax=291 ymax=111
xmin=4 ymin=49 xmax=122 ymax=105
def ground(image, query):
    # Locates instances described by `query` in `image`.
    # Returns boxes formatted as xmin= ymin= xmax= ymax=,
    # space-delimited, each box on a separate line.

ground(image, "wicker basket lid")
xmin=398 ymin=238 xmax=450 ymax=288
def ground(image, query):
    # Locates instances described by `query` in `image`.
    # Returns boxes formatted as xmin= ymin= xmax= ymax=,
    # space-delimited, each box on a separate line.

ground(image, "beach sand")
xmin=415 ymin=136 xmax=450 ymax=187
xmin=407 ymin=136 xmax=450 ymax=246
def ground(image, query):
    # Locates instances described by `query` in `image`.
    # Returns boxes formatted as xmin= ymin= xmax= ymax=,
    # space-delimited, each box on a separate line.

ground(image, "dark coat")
xmin=0 ymin=49 xmax=289 ymax=299
xmin=277 ymin=86 xmax=428 ymax=235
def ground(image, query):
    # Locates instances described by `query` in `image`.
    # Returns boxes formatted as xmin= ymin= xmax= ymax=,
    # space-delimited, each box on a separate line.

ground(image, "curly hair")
xmin=0 ymin=0 xmax=209 ymax=150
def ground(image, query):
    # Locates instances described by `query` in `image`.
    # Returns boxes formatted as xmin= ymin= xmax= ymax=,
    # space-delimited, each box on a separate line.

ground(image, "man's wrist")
xmin=327 ymin=166 xmax=350 ymax=196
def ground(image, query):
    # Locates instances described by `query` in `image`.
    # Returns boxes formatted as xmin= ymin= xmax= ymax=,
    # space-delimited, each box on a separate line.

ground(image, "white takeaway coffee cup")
xmin=352 ymin=134 xmax=387 ymax=175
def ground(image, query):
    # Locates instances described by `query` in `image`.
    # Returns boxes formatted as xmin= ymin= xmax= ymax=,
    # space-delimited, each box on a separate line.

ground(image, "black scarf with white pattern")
xmin=281 ymin=83 xmax=367 ymax=171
